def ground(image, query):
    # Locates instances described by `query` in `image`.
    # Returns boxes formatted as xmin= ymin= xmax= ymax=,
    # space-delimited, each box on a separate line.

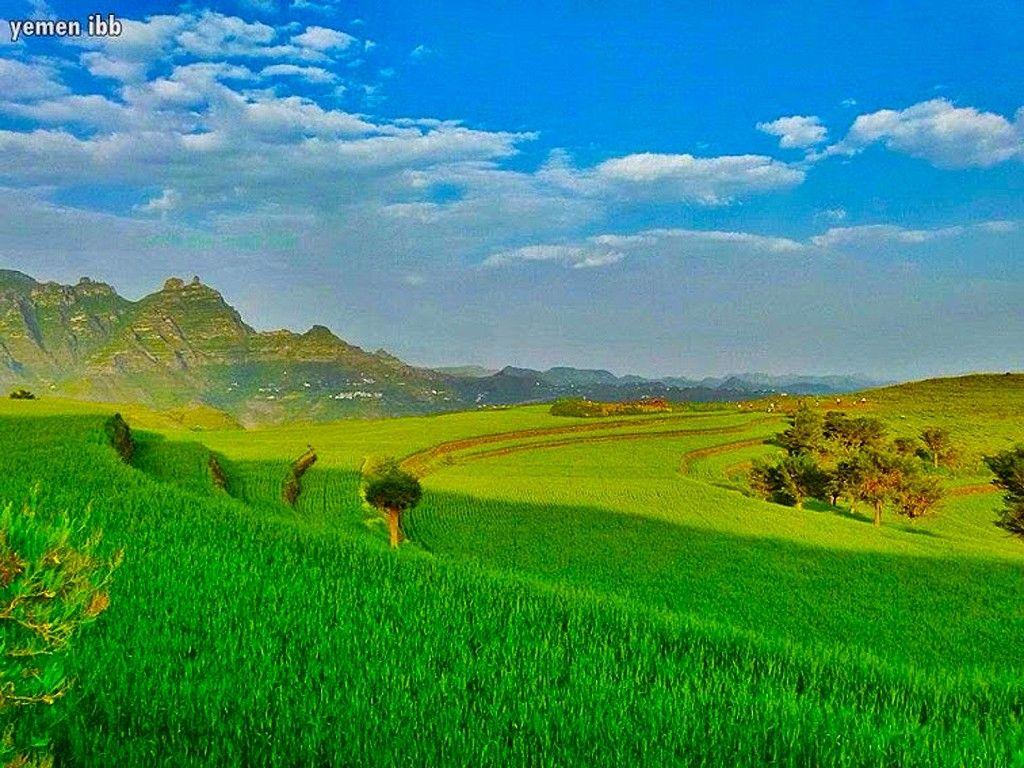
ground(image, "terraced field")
xmin=1 ymin=374 xmax=1023 ymax=765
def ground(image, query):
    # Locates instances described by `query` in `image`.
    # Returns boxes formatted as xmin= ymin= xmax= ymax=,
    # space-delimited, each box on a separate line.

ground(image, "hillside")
xmin=1 ymin=372 xmax=1021 ymax=765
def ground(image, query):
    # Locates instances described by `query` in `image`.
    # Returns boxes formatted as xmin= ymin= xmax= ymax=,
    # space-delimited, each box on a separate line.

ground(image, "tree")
xmin=826 ymin=461 xmax=859 ymax=507
xmin=748 ymin=455 xmax=827 ymax=509
xmin=777 ymin=455 xmax=829 ymax=509
xmin=891 ymin=436 xmax=919 ymax=457
xmin=984 ymin=446 xmax=1024 ymax=538
xmin=748 ymin=459 xmax=777 ymax=500
xmin=363 ymin=464 xmax=423 ymax=548
xmin=823 ymin=412 xmax=886 ymax=453
xmin=778 ymin=402 xmax=824 ymax=456
xmin=8 ymin=390 xmax=35 ymax=400
xmin=920 ymin=426 xmax=954 ymax=468
xmin=846 ymin=451 xmax=907 ymax=527
xmin=893 ymin=472 xmax=943 ymax=520
xmin=0 ymin=490 xmax=120 ymax=766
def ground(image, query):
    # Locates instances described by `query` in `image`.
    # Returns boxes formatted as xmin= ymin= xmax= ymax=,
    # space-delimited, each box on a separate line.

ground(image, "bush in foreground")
xmin=0 ymin=490 xmax=120 ymax=766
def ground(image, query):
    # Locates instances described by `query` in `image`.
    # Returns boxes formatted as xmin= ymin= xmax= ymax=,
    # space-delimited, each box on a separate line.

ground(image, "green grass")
xmin=0 ymin=375 xmax=1023 ymax=765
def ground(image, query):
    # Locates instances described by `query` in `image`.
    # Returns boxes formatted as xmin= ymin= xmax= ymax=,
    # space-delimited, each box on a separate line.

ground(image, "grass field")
xmin=1 ymin=374 xmax=1023 ymax=765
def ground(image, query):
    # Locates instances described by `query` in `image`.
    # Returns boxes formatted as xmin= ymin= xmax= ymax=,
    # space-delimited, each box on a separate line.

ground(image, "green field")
xmin=2 ymin=374 xmax=1024 ymax=765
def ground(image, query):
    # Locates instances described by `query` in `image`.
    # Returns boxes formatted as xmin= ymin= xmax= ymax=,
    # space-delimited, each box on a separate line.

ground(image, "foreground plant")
xmin=0 ymin=490 xmax=121 ymax=767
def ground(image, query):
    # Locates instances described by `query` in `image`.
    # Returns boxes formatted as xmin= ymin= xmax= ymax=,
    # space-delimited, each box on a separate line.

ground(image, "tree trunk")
xmin=873 ymin=502 xmax=882 ymax=527
xmin=386 ymin=508 xmax=402 ymax=548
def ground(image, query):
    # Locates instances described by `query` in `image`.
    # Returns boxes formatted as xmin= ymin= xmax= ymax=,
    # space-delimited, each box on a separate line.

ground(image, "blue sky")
xmin=0 ymin=0 xmax=1021 ymax=378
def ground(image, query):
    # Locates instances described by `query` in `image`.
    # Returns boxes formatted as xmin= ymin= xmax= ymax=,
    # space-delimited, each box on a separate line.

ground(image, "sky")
xmin=0 ymin=0 xmax=1021 ymax=379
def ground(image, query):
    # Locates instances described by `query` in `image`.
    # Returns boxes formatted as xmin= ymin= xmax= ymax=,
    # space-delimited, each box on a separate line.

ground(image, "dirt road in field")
xmin=402 ymin=414 xmax=777 ymax=476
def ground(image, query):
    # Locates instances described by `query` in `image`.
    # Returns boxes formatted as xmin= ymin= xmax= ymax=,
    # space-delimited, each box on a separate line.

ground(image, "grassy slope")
xmin=1 ymin=374 xmax=1023 ymax=764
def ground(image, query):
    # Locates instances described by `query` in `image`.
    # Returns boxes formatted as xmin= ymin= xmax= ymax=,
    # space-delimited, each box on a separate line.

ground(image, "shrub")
xmin=282 ymin=447 xmax=317 ymax=506
xmin=104 ymin=414 xmax=134 ymax=463
xmin=8 ymin=390 xmax=35 ymax=401
xmin=0 ymin=490 xmax=120 ymax=766
xmin=984 ymin=446 xmax=1024 ymax=538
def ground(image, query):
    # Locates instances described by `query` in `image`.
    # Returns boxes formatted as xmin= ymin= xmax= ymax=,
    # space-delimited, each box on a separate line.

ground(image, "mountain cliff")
xmin=0 ymin=271 xmax=455 ymax=424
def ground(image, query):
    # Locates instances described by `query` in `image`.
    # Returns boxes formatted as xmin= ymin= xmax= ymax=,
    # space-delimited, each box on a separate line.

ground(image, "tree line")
xmin=749 ymin=404 xmax=952 ymax=526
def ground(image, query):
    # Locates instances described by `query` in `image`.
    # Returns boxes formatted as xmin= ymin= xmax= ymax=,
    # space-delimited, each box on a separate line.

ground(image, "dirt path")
xmin=401 ymin=415 xmax=774 ymax=475
xmin=402 ymin=414 xmax=777 ymax=477
xmin=677 ymin=438 xmax=769 ymax=475
xmin=947 ymin=483 xmax=999 ymax=498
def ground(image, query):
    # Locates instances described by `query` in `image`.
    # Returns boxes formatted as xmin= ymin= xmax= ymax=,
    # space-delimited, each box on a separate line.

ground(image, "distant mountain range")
xmin=0 ymin=270 xmax=884 ymax=425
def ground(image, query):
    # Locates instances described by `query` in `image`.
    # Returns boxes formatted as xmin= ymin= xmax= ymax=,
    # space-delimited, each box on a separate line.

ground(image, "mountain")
xmin=448 ymin=365 xmax=886 ymax=406
xmin=433 ymin=365 xmax=498 ymax=378
xmin=0 ymin=271 xmax=456 ymax=425
xmin=0 ymin=270 xmax=886 ymax=424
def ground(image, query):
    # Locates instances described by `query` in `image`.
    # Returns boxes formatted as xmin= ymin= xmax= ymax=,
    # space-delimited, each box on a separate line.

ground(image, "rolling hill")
xmin=1 ymin=373 xmax=1021 ymax=765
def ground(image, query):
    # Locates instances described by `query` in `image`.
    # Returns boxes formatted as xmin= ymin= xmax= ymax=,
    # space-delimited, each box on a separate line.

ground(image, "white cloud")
xmin=485 ymin=219 xmax=1018 ymax=270
xmin=0 ymin=94 xmax=127 ymax=130
xmin=176 ymin=12 xmax=277 ymax=58
xmin=484 ymin=227 xmax=804 ymax=269
xmin=594 ymin=153 xmax=804 ymax=204
xmin=816 ymin=207 xmax=847 ymax=222
xmin=80 ymin=52 xmax=148 ymax=82
xmin=0 ymin=58 xmax=66 ymax=100
xmin=484 ymin=244 xmax=624 ymax=269
xmin=757 ymin=115 xmax=827 ymax=149
xmin=830 ymin=99 xmax=1023 ymax=168
xmin=290 ymin=0 xmax=338 ymax=12
xmin=410 ymin=45 xmax=432 ymax=59
xmin=810 ymin=221 xmax=1017 ymax=248
xmin=260 ymin=64 xmax=336 ymax=83
xmin=292 ymin=26 xmax=355 ymax=51
xmin=137 ymin=187 xmax=181 ymax=213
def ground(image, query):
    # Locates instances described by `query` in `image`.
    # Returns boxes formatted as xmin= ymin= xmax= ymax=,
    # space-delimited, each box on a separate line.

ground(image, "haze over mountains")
xmin=0 ymin=270 xmax=882 ymax=425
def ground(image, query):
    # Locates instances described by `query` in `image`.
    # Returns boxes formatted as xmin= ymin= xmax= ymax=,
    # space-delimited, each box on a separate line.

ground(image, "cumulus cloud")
xmin=810 ymin=221 xmax=1018 ymax=248
xmin=757 ymin=115 xmax=827 ymax=148
xmin=0 ymin=58 xmax=66 ymax=100
xmin=484 ymin=228 xmax=804 ymax=269
xmin=829 ymin=99 xmax=1023 ymax=168
xmin=594 ymin=153 xmax=805 ymax=204
xmin=292 ymin=26 xmax=356 ymax=51
xmin=137 ymin=187 xmax=181 ymax=213
xmin=260 ymin=63 xmax=336 ymax=83
xmin=486 ymin=219 xmax=1018 ymax=270
xmin=484 ymin=244 xmax=624 ymax=269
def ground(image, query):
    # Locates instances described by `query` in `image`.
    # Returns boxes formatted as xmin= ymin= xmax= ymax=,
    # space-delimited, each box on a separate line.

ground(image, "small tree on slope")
xmin=778 ymin=402 xmax=825 ymax=456
xmin=985 ymin=446 xmax=1024 ymax=538
xmin=920 ymin=427 xmax=954 ymax=469
xmin=364 ymin=466 xmax=423 ymax=548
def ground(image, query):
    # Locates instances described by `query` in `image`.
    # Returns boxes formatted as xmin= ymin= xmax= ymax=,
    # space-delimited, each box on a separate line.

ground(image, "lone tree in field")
xmin=920 ymin=426 xmax=954 ymax=468
xmin=984 ymin=445 xmax=1024 ymax=538
xmin=364 ymin=465 xmax=422 ymax=548
xmin=778 ymin=402 xmax=825 ymax=456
